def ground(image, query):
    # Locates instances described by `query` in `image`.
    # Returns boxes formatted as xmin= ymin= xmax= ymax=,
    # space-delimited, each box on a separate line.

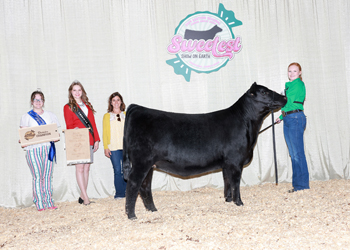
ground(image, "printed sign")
xmin=64 ymin=128 xmax=91 ymax=165
xmin=166 ymin=4 xmax=243 ymax=82
xmin=19 ymin=123 xmax=60 ymax=147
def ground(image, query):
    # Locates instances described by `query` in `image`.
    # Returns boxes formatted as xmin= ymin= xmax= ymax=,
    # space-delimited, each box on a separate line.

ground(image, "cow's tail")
xmin=122 ymin=136 xmax=131 ymax=181
xmin=122 ymin=106 xmax=133 ymax=181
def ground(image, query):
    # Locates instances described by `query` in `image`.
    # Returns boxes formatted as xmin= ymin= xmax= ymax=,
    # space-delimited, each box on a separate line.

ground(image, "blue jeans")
xmin=283 ymin=111 xmax=309 ymax=191
xmin=110 ymin=150 xmax=127 ymax=198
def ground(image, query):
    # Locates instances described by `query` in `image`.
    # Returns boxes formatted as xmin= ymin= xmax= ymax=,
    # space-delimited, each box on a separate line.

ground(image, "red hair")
xmin=288 ymin=62 xmax=302 ymax=81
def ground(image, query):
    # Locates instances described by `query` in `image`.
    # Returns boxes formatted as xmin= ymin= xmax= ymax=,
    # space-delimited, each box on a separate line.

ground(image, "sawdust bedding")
xmin=1 ymin=179 xmax=349 ymax=249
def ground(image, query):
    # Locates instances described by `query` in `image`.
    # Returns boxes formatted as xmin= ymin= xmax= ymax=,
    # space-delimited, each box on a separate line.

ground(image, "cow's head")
xmin=247 ymin=83 xmax=287 ymax=112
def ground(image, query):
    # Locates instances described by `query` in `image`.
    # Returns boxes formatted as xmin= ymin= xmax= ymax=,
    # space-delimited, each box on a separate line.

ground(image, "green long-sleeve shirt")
xmin=279 ymin=78 xmax=305 ymax=120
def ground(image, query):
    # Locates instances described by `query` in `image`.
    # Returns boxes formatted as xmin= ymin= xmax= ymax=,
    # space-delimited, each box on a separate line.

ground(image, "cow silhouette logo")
xmin=184 ymin=25 xmax=223 ymax=41
xmin=24 ymin=130 xmax=36 ymax=140
xmin=166 ymin=4 xmax=243 ymax=82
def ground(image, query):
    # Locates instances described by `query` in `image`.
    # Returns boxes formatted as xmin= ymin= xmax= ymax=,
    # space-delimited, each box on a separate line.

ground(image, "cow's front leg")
xmin=232 ymin=166 xmax=243 ymax=206
xmin=139 ymin=168 xmax=157 ymax=212
xmin=222 ymin=168 xmax=232 ymax=202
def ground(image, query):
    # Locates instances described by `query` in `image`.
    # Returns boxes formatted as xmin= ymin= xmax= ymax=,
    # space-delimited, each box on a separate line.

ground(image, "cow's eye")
xmin=261 ymin=91 xmax=266 ymax=95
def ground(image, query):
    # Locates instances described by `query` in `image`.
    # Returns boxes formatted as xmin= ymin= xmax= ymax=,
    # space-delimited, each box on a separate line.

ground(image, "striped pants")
xmin=25 ymin=145 xmax=54 ymax=210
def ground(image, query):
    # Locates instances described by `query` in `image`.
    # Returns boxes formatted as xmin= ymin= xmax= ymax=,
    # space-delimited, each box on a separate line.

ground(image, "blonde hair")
xmin=67 ymin=80 xmax=96 ymax=113
xmin=288 ymin=62 xmax=302 ymax=81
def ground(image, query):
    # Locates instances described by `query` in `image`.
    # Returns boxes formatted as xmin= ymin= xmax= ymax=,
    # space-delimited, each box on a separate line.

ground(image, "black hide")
xmin=123 ymin=83 xmax=286 ymax=219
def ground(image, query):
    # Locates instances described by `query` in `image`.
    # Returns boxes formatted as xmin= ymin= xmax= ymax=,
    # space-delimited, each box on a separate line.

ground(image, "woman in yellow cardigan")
xmin=103 ymin=92 xmax=127 ymax=199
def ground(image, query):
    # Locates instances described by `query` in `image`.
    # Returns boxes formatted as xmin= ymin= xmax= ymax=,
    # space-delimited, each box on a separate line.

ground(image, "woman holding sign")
xmin=63 ymin=80 xmax=100 ymax=205
xmin=20 ymin=90 xmax=60 ymax=211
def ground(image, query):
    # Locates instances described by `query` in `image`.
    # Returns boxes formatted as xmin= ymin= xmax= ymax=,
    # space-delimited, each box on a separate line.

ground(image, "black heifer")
xmin=123 ymin=83 xmax=286 ymax=219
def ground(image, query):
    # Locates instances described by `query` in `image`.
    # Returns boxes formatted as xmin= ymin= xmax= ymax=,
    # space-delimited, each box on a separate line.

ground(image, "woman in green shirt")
xmin=276 ymin=62 xmax=309 ymax=192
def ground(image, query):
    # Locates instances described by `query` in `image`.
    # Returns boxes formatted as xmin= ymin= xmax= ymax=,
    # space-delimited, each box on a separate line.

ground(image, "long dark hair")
xmin=107 ymin=92 xmax=125 ymax=112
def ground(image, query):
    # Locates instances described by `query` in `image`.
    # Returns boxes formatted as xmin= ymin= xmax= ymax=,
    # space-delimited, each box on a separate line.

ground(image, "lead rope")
xmin=259 ymin=121 xmax=278 ymax=134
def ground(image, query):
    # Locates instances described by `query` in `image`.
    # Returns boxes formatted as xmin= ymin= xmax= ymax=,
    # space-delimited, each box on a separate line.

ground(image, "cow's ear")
xmin=250 ymin=82 xmax=257 ymax=90
xmin=248 ymin=82 xmax=257 ymax=96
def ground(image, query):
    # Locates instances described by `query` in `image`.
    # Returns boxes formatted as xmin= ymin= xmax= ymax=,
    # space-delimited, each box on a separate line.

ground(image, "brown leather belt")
xmin=282 ymin=109 xmax=302 ymax=117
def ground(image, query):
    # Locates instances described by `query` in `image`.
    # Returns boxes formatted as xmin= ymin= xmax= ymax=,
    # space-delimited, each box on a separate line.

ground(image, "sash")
xmin=73 ymin=105 xmax=95 ymax=147
xmin=27 ymin=110 xmax=56 ymax=162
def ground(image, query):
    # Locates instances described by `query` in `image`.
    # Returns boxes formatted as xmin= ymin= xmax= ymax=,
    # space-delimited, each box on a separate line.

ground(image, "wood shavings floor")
xmin=1 ymin=179 xmax=349 ymax=249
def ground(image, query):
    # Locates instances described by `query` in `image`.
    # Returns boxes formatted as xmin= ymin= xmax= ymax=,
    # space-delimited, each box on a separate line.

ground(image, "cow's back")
xmin=125 ymin=104 xmax=234 ymax=149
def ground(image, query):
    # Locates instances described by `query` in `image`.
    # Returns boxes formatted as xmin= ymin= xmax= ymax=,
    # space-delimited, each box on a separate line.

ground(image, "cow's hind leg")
xmin=125 ymin=165 xmax=152 ymax=220
xmin=125 ymin=178 xmax=140 ymax=220
xmin=139 ymin=168 xmax=157 ymax=212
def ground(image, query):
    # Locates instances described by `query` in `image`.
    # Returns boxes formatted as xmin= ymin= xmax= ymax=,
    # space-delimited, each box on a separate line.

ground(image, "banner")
xmin=166 ymin=3 xmax=243 ymax=82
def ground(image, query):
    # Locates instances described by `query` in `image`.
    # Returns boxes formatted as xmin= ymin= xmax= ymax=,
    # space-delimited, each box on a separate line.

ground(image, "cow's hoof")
xmin=225 ymin=197 xmax=233 ymax=202
xmin=127 ymin=214 xmax=137 ymax=220
xmin=148 ymin=208 xmax=158 ymax=212
xmin=234 ymin=200 xmax=244 ymax=206
xmin=128 ymin=216 xmax=137 ymax=220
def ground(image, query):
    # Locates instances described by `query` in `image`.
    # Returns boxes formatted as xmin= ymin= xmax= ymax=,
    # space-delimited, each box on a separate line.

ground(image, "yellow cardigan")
xmin=102 ymin=112 xmax=126 ymax=150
